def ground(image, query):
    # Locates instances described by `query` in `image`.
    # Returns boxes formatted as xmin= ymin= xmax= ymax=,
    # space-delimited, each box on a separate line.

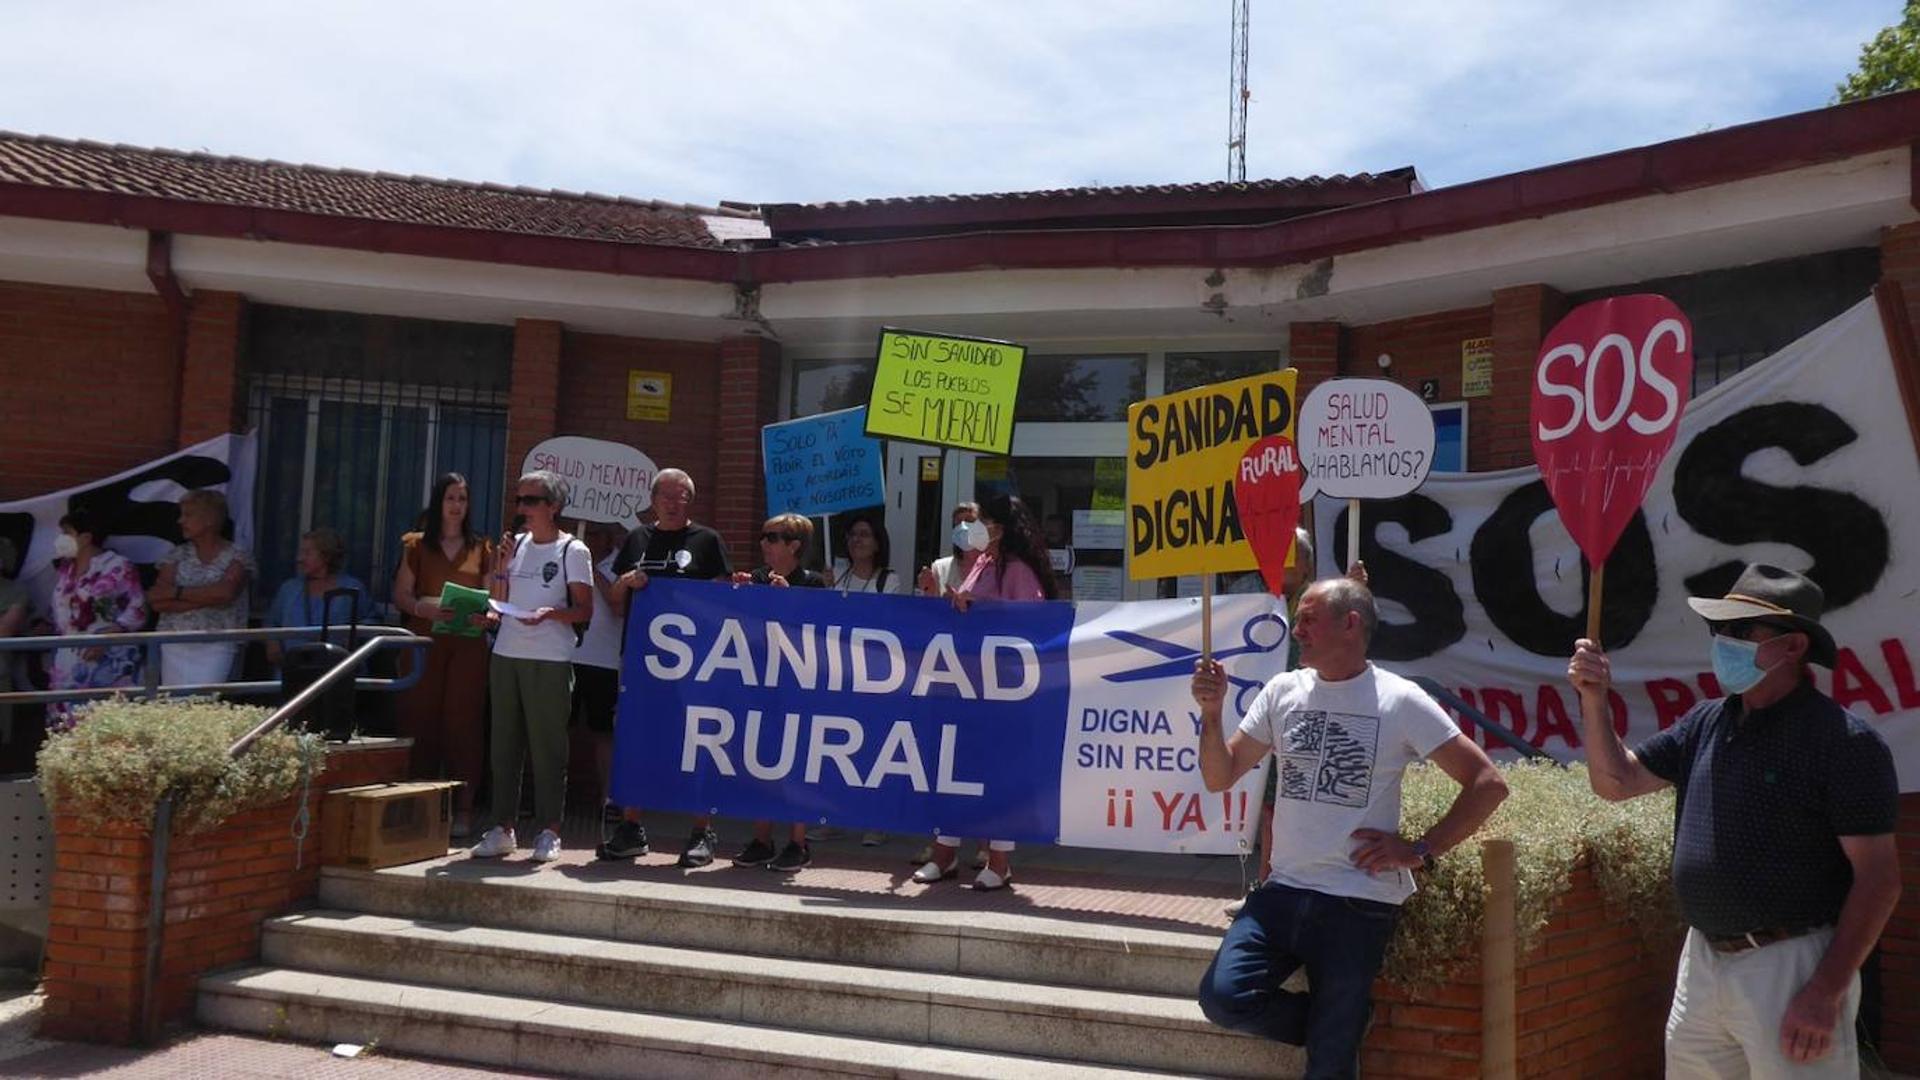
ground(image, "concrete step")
xmin=261 ymin=910 xmax=1300 ymax=1078
xmin=198 ymin=966 xmax=1196 ymax=1080
xmin=318 ymin=861 xmax=1220 ymax=996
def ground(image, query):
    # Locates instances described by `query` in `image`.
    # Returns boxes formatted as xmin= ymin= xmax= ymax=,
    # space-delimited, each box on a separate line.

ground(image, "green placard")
xmin=434 ymin=582 xmax=490 ymax=638
xmin=864 ymin=328 xmax=1026 ymax=455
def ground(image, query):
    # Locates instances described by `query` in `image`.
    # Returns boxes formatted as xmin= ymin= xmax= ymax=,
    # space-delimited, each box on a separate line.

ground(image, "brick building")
xmin=6 ymin=89 xmax=1920 ymax=1064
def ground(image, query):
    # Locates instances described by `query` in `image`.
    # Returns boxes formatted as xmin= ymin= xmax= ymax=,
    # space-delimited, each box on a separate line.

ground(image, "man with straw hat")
xmin=1569 ymin=563 xmax=1900 ymax=1076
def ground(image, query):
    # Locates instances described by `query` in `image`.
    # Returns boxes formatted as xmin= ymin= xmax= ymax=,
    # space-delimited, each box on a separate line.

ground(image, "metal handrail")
xmin=0 ymin=624 xmax=422 ymax=705
xmin=226 ymin=633 xmax=429 ymax=758
xmin=1410 ymin=676 xmax=1563 ymax=765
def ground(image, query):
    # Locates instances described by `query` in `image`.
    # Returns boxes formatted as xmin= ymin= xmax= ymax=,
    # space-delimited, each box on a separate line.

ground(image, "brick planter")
xmin=42 ymin=738 xmax=408 ymax=1044
xmin=1362 ymin=859 xmax=1681 ymax=1079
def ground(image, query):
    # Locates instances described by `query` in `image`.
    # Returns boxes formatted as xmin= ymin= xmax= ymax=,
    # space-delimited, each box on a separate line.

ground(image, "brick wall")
xmin=0 ymin=279 xmax=179 ymax=500
xmin=42 ymin=740 xmax=408 ymax=1044
xmin=176 ymin=290 xmax=246 ymax=449
xmin=557 ymin=330 xmax=723 ymax=521
xmin=1486 ymin=285 xmax=1568 ymax=471
xmin=1362 ymin=858 xmax=1678 ymax=1078
xmin=1349 ymin=306 xmax=1496 ymax=469
xmin=503 ymin=318 xmax=564 ymax=519
xmin=711 ymin=335 xmax=783 ymax=570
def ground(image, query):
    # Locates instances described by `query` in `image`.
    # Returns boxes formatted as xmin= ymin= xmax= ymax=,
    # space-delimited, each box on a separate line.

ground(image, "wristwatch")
xmin=1411 ymin=838 xmax=1435 ymax=871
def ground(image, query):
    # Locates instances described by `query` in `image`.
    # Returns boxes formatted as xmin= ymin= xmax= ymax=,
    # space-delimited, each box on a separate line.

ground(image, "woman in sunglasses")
xmin=728 ymin=512 xmax=826 ymax=872
xmin=468 ymin=471 xmax=593 ymax=864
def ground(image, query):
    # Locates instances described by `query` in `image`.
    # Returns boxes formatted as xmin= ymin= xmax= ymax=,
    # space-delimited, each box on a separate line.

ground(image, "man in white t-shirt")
xmin=1190 ymin=576 xmax=1508 ymax=1079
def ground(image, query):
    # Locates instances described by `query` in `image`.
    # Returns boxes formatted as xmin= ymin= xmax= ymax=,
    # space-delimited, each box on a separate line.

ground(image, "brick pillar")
xmin=1485 ymin=285 xmax=1568 ymax=471
xmin=504 ymin=318 xmax=564 ymax=515
xmin=710 ymin=334 xmax=782 ymax=569
xmin=1288 ymin=320 xmax=1343 ymax=400
xmin=176 ymin=290 xmax=246 ymax=448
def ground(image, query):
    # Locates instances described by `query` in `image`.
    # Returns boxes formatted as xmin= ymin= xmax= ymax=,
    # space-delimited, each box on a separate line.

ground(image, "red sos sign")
xmin=1530 ymin=295 xmax=1694 ymax=566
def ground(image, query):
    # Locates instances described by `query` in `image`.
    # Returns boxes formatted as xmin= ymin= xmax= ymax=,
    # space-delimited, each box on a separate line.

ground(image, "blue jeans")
xmin=1198 ymin=881 xmax=1400 ymax=1080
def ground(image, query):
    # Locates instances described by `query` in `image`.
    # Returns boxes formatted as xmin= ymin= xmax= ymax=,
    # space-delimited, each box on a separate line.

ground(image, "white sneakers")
xmin=470 ymin=826 xmax=516 ymax=858
xmin=531 ymin=829 xmax=562 ymax=862
xmin=469 ymin=825 xmax=561 ymax=862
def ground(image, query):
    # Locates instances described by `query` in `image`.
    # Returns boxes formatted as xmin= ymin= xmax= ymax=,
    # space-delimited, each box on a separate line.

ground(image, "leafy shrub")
xmin=1382 ymin=760 xmax=1678 ymax=995
xmin=38 ymin=697 xmax=321 ymax=835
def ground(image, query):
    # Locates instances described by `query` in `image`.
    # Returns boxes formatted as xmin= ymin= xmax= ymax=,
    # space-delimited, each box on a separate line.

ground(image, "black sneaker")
xmin=769 ymin=841 xmax=812 ymax=872
xmin=677 ymin=828 xmax=718 ymax=868
xmin=732 ymin=838 xmax=778 ymax=867
xmin=596 ymin=820 xmax=650 ymax=860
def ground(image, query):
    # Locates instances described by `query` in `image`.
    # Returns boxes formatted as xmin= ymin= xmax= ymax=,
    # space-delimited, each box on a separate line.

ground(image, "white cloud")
xmin=0 ymin=0 xmax=1894 ymax=206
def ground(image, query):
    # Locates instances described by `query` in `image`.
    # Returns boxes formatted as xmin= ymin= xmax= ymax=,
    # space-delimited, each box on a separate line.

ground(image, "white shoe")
xmin=470 ymin=826 xmax=516 ymax=858
xmin=972 ymin=866 xmax=1012 ymax=891
xmin=1224 ymin=897 xmax=1247 ymax=917
xmin=912 ymin=860 xmax=958 ymax=884
xmin=530 ymin=828 xmax=562 ymax=862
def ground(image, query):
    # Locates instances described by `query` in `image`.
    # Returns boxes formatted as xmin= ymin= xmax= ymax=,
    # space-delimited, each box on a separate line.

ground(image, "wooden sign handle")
xmin=1347 ymin=498 xmax=1361 ymax=571
xmin=1585 ymin=560 xmax=1605 ymax=644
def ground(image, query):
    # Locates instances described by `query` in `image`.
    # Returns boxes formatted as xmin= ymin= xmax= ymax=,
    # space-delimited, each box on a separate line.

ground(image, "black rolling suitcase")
xmin=280 ymin=586 xmax=361 ymax=742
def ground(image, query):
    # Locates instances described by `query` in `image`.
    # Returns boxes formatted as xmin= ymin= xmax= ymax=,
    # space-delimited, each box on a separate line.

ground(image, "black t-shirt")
xmin=613 ymin=522 xmax=732 ymax=582
xmin=1633 ymin=681 xmax=1897 ymax=937
xmin=748 ymin=566 xmax=825 ymax=588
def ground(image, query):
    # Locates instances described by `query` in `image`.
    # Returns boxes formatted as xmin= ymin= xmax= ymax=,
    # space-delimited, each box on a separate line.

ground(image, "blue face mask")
xmin=1711 ymin=634 xmax=1775 ymax=695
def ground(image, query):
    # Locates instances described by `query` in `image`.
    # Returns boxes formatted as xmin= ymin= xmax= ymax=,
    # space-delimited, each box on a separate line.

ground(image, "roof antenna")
xmin=1227 ymin=0 xmax=1250 ymax=183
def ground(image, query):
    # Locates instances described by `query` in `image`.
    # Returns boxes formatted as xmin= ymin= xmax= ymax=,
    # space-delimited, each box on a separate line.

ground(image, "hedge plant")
xmin=1382 ymin=760 xmax=1679 ymax=995
xmin=38 ymin=697 xmax=322 ymax=835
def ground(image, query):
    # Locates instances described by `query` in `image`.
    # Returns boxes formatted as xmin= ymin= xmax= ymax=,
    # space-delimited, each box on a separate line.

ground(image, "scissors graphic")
xmin=1103 ymin=612 xmax=1289 ymax=716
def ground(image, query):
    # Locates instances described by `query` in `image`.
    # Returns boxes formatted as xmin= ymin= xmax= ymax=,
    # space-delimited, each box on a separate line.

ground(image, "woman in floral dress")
xmin=49 ymin=507 xmax=148 ymax=728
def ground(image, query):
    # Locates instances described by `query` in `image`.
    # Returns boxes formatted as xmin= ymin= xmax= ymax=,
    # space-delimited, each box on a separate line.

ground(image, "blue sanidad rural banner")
xmin=611 ymin=581 xmax=1283 ymax=853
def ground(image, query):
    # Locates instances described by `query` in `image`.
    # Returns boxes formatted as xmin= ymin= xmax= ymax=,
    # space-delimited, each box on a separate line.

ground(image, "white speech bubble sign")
xmin=522 ymin=435 xmax=658 ymax=525
xmin=1296 ymin=378 xmax=1437 ymax=501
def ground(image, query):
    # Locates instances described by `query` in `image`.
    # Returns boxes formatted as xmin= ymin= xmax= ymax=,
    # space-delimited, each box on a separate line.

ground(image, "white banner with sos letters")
xmin=1313 ymin=297 xmax=1920 ymax=788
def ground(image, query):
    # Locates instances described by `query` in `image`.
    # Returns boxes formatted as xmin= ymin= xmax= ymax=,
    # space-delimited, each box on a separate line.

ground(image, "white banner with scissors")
xmin=1055 ymin=593 xmax=1284 ymax=853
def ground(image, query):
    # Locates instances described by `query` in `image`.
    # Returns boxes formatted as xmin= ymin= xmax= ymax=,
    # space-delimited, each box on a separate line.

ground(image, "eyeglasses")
xmin=515 ymin=494 xmax=551 ymax=506
xmin=761 ymin=531 xmax=798 ymax=543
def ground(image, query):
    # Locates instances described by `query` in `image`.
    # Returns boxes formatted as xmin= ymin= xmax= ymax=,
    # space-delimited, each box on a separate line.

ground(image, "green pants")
xmin=486 ymin=655 xmax=573 ymax=834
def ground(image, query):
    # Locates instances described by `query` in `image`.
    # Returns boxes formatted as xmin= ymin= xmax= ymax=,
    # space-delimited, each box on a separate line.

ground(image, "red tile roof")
xmin=0 ymin=132 xmax=749 ymax=249
xmin=761 ymin=171 xmax=1421 ymax=240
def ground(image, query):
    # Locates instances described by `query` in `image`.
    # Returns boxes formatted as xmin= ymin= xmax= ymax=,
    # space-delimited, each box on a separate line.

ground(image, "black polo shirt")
xmin=1634 ymin=680 xmax=1897 ymax=937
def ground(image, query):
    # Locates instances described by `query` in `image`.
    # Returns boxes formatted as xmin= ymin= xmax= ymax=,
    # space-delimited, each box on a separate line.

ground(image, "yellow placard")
xmin=1125 ymin=369 xmax=1298 ymax=579
xmin=1461 ymin=337 xmax=1493 ymax=398
xmin=627 ymin=370 xmax=672 ymax=422
xmin=864 ymin=329 xmax=1025 ymax=455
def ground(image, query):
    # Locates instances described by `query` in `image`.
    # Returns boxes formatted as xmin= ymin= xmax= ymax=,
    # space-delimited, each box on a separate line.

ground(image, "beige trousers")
xmin=1666 ymin=927 xmax=1860 ymax=1079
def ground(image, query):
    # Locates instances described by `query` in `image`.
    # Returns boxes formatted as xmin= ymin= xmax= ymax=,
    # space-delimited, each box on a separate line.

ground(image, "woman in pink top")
xmin=912 ymin=494 xmax=1059 ymax=891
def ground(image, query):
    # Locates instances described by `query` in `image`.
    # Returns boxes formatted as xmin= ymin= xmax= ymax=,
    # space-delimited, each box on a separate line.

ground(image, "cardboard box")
xmin=319 ymin=781 xmax=460 ymax=870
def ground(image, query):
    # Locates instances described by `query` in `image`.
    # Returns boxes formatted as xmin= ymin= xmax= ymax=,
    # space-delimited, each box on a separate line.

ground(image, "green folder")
xmin=435 ymin=582 xmax=490 ymax=638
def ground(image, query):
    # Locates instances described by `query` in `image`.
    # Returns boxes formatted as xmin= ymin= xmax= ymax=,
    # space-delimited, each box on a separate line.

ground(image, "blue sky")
xmin=0 ymin=1 xmax=1898 ymax=208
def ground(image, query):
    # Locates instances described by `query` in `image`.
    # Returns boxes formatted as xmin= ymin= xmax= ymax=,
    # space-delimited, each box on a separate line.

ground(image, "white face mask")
xmin=52 ymin=533 xmax=79 ymax=560
xmin=952 ymin=519 xmax=989 ymax=552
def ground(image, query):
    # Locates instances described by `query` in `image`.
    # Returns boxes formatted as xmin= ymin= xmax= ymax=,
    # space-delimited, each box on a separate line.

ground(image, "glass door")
xmin=971 ymin=455 xmax=1130 ymax=602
